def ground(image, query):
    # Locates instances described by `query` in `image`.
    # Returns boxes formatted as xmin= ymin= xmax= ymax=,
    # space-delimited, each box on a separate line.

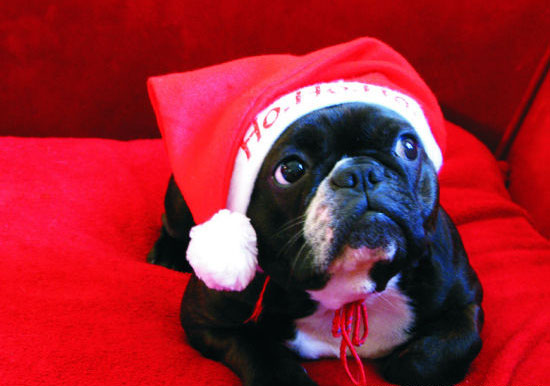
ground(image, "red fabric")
xmin=1 ymin=121 xmax=549 ymax=385
xmin=148 ymin=37 xmax=445 ymax=224
xmin=508 ymin=73 xmax=550 ymax=238
xmin=1 ymin=0 xmax=549 ymax=149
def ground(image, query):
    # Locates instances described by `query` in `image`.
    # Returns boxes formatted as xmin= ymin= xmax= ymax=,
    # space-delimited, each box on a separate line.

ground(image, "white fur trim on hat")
xmin=227 ymin=81 xmax=442 ymax=215
xmin=186 ymin=209 xmax=258 ymax=291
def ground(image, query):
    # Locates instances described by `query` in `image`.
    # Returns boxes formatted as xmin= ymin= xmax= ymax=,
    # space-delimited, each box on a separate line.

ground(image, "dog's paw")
xmin=381 ymin=336 xmax=471 ymax=386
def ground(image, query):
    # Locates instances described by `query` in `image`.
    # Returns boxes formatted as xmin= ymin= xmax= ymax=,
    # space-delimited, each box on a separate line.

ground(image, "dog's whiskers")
xmin=373 ymin=291 xmax=399 ymax=312
xmin=276 ymin=228 xmax=305 ymax=258
xmin=274 ymin=215 xmax=308 ymax=260
xmin=273 ymin=214 xmax=307 ymax=237
xmin=286 ymin=242 xmax=311 ymax=287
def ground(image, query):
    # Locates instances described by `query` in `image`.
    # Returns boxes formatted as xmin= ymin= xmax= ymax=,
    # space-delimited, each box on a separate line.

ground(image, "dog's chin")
xmin=308 ymin=244 xmax=398 ymax=309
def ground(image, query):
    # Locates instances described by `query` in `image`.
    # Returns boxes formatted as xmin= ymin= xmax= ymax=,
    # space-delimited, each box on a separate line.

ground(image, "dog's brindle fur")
xmin=148 ymin=104 xmax=483 ymax=386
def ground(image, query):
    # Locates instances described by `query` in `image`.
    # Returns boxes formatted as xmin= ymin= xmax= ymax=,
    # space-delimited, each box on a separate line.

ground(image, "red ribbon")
xmin=332 ymin=300 xmax=369 ymax=386
xmin=244 ymin=276 xmax=271 ymax=323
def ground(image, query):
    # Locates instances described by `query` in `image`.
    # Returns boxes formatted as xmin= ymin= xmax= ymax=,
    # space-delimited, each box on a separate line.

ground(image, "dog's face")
xmin=247 ymin=103 xmax=439 ymax=307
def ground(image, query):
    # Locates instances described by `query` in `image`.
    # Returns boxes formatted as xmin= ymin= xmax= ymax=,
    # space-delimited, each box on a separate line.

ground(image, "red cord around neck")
xmin=332 ymin=300 xmax=369 ymax=386
xmin=244 ymin=276 xmax=271 ymax=323
xmin=245 ymin=278 xmax=368 ymax=386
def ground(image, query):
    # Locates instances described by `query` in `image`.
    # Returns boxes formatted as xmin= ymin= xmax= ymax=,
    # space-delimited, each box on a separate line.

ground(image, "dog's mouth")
xmin=305 ymin=191 xmax=403 ymax=264
xmin=328 ymin=210 xmax=402 ymax=264
xmin=330 ymin=242 xmax=396 ymax=274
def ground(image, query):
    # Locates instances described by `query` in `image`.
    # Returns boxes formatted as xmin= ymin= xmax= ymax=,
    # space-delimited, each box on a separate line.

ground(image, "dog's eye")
xmin=274 ymin=159 xmax=306 ymax=186
xmin=395 ymin=136 xmax=419 ymax=161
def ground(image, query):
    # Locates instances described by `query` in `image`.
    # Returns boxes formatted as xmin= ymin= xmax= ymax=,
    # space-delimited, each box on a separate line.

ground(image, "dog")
xmin=149 ymin=102 xmax=483 ymax=386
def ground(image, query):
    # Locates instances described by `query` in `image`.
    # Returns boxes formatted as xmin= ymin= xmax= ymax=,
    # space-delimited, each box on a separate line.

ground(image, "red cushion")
xmin=1 ymin=122 xmax=549 ymax=385
xmin=508 ymin=74 xmax=550 ymax=238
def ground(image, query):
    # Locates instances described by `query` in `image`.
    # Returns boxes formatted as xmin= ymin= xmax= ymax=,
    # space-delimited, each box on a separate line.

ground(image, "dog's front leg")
xmin=184 ymin=325 xmax=317 ymax=386
xmin=381 ymin=303 xmax=483 ymax=386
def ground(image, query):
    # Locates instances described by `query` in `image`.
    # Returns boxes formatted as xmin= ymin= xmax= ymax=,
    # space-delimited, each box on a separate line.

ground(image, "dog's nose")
xmin=330 ymin=160 xmax=384 ymax=192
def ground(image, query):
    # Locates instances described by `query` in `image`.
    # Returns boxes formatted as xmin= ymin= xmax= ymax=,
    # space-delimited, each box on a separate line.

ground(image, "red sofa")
xmin=1 ymin=1 xmax=549 ymax=385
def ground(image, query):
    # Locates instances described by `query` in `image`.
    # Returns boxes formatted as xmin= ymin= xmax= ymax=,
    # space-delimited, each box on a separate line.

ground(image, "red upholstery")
xmin=508 ymin=73 xmax=550 ymax=238
xmin=2 ymin=1 xmax=549 ymax=384
xmin=2 ymin=1 xmax=549 ymax=149
xmin=2 ymin=122 xmax=549 ymax=385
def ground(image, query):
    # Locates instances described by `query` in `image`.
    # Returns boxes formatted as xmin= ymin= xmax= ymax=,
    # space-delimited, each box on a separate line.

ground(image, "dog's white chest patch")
xmin=287 ymin=276 xmax=414 ymax=359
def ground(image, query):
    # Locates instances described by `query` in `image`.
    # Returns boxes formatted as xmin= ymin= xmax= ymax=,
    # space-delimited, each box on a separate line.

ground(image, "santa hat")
xmin=148 ymin=37 xmax=446 ymax=292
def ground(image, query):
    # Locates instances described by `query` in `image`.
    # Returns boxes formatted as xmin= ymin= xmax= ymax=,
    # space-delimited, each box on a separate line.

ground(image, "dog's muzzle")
xmin=305 ymin=157 xmax=403 ymax=269
xmin=303 ymin=157 xmax=406 ymax=308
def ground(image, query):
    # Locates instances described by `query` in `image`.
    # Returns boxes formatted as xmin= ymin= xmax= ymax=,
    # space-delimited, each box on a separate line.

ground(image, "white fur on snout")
xmin=304 ymin=180 xmax=334 ymax=269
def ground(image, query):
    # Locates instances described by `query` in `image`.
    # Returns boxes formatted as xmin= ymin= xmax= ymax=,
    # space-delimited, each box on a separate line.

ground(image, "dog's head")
xmin=248 ymin=103 xmax=439 ymax=307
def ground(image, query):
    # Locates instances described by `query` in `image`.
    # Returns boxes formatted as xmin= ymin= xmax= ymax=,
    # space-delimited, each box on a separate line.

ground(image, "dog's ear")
xmin=397 ymin=153 xmax=440 ymax=251
xmin=417 ymin=153 xmax=440 ymax=222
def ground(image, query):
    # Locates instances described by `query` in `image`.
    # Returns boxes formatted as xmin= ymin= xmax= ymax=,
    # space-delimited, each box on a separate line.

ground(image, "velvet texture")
xmin=2 ymin=1 xmax=549 ymax=384
xmin=2 ymin=122 xmax=549 ymax=385
xmin=2 ymin=0 xmax=550 ymax=150
xmin=508 ymin=73 xmax=550 ymax=238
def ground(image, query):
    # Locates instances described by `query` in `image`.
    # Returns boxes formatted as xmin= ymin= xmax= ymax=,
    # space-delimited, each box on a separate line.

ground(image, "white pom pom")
xmin=186 ymin=209 xmax=258 ymax=291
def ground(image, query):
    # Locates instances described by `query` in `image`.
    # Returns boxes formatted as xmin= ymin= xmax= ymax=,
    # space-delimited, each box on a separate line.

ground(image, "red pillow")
xmin=1 ymin=120 xmax=549 ymax=385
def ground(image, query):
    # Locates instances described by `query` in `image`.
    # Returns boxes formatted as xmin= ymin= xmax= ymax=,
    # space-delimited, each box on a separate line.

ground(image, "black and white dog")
xmin=149 ymin=103 xmax=483 ymax=386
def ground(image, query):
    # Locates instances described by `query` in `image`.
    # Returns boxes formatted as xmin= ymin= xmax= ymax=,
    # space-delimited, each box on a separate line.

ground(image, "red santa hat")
xmin=147 ymin=37 xmax=446 ymax=292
